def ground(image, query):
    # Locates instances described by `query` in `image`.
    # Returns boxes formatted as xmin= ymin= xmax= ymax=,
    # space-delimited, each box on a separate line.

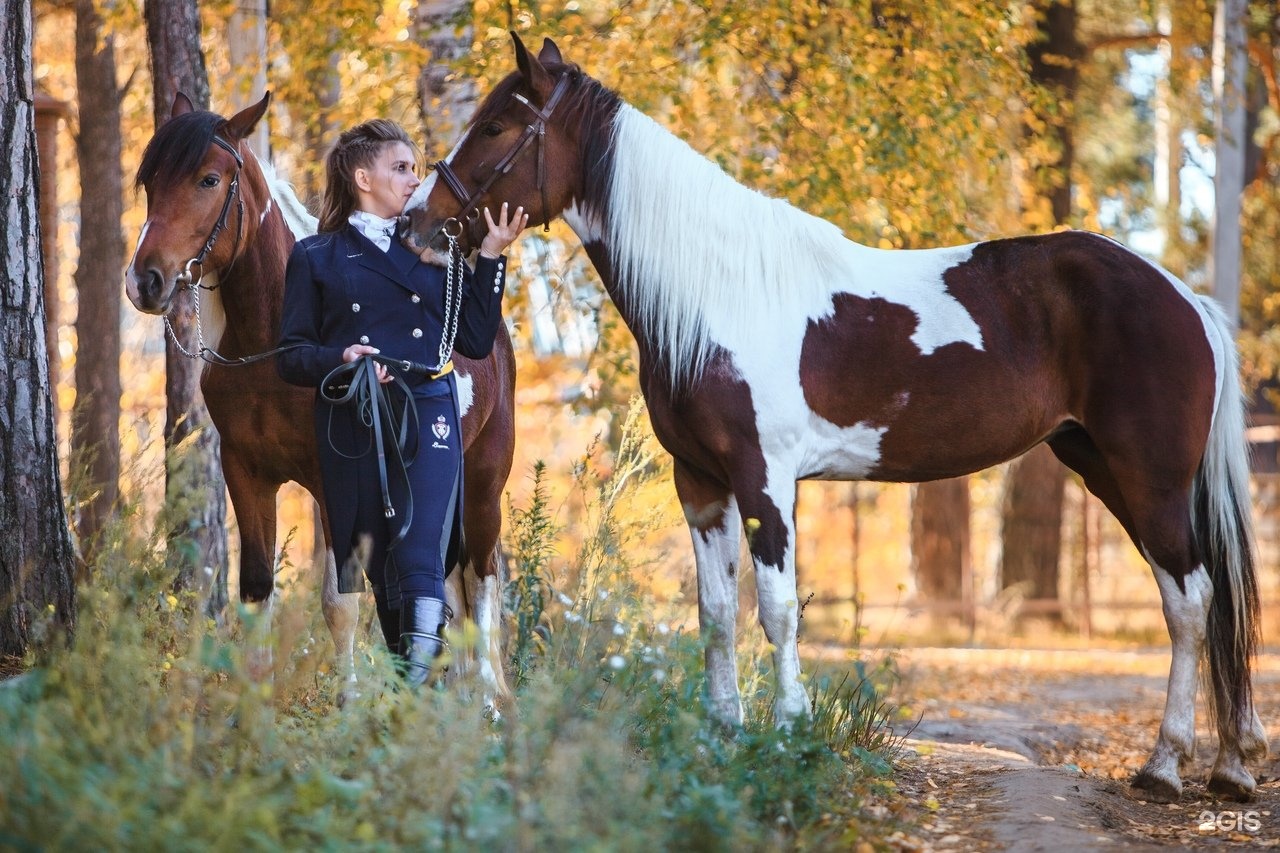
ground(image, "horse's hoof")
xmin=1207 ymin=773 xmax=1256 ymax=802
xmin=1131 ymin=771 xmax=1181 ymax=803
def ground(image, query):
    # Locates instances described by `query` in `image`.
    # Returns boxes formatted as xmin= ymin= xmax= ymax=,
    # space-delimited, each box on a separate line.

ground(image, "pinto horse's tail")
xmin=1193 ymin=294 xmax=1261 ymax=745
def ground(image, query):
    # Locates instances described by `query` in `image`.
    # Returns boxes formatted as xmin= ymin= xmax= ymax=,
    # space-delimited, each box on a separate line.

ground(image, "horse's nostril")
xmin=144 ymin=268 xmax=165 ymax=302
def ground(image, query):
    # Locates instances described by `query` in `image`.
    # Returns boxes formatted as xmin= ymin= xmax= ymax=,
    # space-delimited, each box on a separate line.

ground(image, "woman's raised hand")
xmin=479 ymin=202 xmax=529 ymax=258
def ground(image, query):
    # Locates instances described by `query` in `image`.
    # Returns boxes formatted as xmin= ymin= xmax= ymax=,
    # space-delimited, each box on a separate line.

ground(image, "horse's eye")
xmin=199 ymin=174 xmax=220 ymax=189
xmin=481 ymin=122 xmax=503 ymax=138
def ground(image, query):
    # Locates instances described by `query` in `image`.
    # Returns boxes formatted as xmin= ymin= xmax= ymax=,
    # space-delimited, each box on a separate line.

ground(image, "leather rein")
xmin=431 ymin=73 xmax=572 ymax=243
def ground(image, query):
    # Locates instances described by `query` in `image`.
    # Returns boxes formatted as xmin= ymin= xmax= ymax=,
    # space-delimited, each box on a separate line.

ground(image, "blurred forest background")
xmin=19 ymin=0 xmax=1280 ymax=655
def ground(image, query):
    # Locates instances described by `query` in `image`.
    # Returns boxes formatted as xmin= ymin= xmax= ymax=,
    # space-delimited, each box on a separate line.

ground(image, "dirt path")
xmin=874 ymin=647 xmax=1280 ymax=850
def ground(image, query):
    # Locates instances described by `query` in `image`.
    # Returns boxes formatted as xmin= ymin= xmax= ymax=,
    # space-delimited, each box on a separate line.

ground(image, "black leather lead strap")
xmin=319 ymin=355 xmax=440 ymax=550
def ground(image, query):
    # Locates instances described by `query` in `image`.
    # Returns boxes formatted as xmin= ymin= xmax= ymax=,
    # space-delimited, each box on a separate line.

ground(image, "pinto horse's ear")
xmin=511 ymin=31 xmax=554 ymax=96
xmin=170 ymin=91 xmax=195 ymax=120
xmin=538 ymin=37 xmax=563 ymax=66
xmin=223 ymin=91 xmax=272 ymax=141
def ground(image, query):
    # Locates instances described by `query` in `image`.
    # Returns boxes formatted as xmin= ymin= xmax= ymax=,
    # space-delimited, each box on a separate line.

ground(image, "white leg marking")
xmin=1138 ymin=562 xmax=1211 ymax=798
xmin=689 ymin=495 xmax=744 ymax=727
xmin=472 ymin=572 xmax=507 ymax=714
xmin=319 ymin=547 xmax=360 ymax=704
xmin=244 ymin=591 xmax=277 ymax=684
xmin=752 ymin=529 xmax=809 ymax=724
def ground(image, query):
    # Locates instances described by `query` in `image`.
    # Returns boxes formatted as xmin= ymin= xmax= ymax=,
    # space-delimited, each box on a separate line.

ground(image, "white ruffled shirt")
xmin=348 ymin=210 xmax=399 ymax=253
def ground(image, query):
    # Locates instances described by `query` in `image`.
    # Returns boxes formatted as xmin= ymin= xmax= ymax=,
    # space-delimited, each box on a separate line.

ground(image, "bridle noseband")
xmin=432 ymin=73 xmax=572 ymax=242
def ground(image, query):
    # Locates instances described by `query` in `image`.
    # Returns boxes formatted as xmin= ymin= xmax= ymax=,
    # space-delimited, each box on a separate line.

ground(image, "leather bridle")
xmin=176 ymin=134 xmax=245 ymax=290
xmin=432 ymin=73 xmax=572 ymax=243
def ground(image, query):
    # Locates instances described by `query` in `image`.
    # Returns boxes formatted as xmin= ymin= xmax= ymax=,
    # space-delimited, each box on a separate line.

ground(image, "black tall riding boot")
xmin=375 ymin=604 xmax=400 ymax=652
xmin=398 ymin=597 xmax=450 ymax=687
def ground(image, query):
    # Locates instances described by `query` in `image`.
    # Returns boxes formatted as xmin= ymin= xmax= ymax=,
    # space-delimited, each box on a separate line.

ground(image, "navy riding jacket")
xmin=276 ymin=225 xmax=507 ymax=592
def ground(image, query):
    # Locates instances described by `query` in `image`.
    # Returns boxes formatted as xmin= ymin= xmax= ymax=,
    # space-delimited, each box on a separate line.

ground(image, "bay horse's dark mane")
xmin=472 ymin=62 xmax=622 ymax=215
xmin=136 ymin=110 xmax=232 ymax=192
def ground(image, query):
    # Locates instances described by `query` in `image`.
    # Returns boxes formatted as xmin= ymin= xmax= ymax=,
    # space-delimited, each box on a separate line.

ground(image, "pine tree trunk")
xmin=1000 ymin=445 xmax=1065 ymax=604
xmin=998 ymin=0 xmax=1079 ymax=616
xmin=144 ymin=0 xmax=228 ymax=610
xmin=910 ymin=479 xmax=969 ymax=619
xmin=0 ymin=0 xmax=78 ymax=657
xmin=415 ymin=0 xmax=477 ymax=160
xmin=71 ymin=0 xmax=123 ymax=557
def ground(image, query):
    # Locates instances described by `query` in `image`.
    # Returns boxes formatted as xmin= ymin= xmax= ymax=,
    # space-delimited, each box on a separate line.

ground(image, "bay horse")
xmin=404 ymin=34 xmax=1268 ymax=801
xmin=126 ymin=93 xmax=515 ymax=706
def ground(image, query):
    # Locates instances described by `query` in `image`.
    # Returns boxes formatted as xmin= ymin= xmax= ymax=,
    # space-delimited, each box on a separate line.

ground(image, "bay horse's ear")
xmin=511 ymin=31 xmax=554 ymax=96
xmin=538 ymin=37 xmax=563 ymax=66
xmin=170 ymin=91 xmax=195 ymax=120
xmin=223 ymin=91 xmax=272 ymax=141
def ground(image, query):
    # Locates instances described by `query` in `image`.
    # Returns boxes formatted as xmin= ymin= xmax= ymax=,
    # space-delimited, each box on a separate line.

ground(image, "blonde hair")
xmin=317 ymin=119 xmax=419 ymax=232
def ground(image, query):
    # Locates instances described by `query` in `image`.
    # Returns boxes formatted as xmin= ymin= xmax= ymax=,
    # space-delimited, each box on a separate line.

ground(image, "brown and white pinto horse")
xmin=126 ymin=93 xmax=515 ymax=706
xmin=405 ymin=35 xmax=1268 ymax=800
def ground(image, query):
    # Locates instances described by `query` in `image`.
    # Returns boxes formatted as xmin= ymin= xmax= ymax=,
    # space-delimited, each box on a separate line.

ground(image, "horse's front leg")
xmin=319 ymin=543 xmax=360 ymax=704
xmin=737 ymin=476 xmax=808 ymax=725
xmin=222 ymin=455 xmax=279 ymax=682
xmin=674 ymin=461 xmax=744 ymax=727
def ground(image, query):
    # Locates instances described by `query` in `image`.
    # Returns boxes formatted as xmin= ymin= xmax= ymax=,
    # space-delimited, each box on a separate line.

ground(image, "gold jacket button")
xmin=412 ymin=328 xmax=423 ymax=338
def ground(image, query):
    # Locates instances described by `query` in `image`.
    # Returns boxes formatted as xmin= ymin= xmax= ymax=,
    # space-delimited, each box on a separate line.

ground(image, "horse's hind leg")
xmin=319 ymin=542 xmax=360 ymax=704
xmin=674 ymin=460 xmax=745 ymax=727
xmin=1049 ymin=428 xmax=1205 ymax=802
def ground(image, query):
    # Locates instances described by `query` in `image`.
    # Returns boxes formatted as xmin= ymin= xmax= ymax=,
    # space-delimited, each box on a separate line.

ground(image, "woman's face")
xmin=354 ymin=142 xmax=421 ymax=219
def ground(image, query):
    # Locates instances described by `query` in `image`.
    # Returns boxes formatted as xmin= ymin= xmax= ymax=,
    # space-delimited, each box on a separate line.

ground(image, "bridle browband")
xmin=432 ymin=73 xmax=573 ymax=242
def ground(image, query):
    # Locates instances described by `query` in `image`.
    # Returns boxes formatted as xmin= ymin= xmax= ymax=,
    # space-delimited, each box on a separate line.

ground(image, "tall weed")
xmin=0 ymin=402 xmax=901 ymax=850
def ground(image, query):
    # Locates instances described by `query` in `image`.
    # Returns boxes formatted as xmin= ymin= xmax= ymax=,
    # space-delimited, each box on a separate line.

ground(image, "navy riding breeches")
xmin=346 ymin=388 xmax=461 ymax=610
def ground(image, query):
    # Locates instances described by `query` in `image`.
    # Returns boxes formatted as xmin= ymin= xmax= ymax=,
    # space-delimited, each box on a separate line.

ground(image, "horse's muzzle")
xmin=130 ymin=267 xmax=173 ymax=315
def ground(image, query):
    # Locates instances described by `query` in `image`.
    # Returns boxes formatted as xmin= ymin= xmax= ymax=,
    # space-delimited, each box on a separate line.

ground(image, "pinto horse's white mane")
xmin=602 ymin=106 xmax=857 ymax=387
xmin=256 ymin=154 xmax=318 ymax=239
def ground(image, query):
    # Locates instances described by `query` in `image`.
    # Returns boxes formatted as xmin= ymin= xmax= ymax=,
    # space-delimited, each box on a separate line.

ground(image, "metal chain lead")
xmin=436 ymin=232 xmax=464 ymax=370
xmin=164 ymin=276 xmax=206 ymax=359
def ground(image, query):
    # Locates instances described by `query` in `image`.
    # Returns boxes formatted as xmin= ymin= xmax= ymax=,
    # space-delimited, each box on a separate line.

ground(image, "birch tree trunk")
xmin=1212 ymin=0 xmax=1248 ymax=329
xmin=144 ymin=0 xmax=228 ymax=611
xmin=227 ymin=0 xmax=268 ymax=158
xmin=0 ymin=0 xmax=78 ymax=657
xmin=71 ymin=0 xmax=123 ymax=557
xmin=415 ymin=0 xmax=477 ymax=160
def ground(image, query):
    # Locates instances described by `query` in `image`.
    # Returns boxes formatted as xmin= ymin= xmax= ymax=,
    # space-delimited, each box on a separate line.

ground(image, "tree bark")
xmin=144 ymin=0 xmax=228 ymax=610
xmin=415 ymin=0 xmax=476 ymax=160
xmin=71 ymin=0 xmax=123 ymax=557
xmin=999 ymin=0 xmax=1079 ymax=616
xmin=910 ymin=478 xmax=969 ymax=615
xmin=34 ymin=94 xmax=65 ymax=393
xmin=1000 ymin=445 xmax=1066 ymax=603
xmin=1212 ymin=0 xmax=1247 ymax=329
xmin=0 ymin=0 xmax=78 ymax=657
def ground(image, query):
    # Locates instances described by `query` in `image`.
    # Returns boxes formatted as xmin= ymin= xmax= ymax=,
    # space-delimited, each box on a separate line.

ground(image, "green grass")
xmin=0 ymin=401 xmax=904 ymax=850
